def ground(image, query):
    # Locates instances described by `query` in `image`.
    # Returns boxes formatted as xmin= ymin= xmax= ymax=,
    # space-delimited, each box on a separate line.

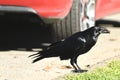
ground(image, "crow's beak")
xmin=101 ymin=28 xmax=110 ymax=34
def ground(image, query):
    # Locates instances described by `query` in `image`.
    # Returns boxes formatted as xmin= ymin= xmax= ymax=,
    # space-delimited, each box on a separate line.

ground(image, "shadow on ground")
xmin=96 ymin=19 xmax=120 ymax=27
xmin=0 ymin=14 xmax=54 ymax=51
xmin=0 ymin=15 xmax=120 ymax=51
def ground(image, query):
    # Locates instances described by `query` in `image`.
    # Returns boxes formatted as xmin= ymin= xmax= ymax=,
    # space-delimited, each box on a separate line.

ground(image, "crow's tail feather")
xmin=32 ymin=56 xmax=44 ymax=63
xmin=28 ymin=53 xmax=39 ymax=58
xmin=28 ymin=43 xmax=59 ymax=63
xmin=28 ymin=51 xmax=44 ymax=63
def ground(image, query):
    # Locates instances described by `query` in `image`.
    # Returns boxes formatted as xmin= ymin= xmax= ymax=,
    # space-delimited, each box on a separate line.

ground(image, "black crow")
xmin=29 ymin=26 xmax=110 ymax=72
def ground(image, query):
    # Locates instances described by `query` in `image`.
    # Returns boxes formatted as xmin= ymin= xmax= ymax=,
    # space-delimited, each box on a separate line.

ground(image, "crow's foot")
xmin=72 ymin=69 xmax=88 ymax=73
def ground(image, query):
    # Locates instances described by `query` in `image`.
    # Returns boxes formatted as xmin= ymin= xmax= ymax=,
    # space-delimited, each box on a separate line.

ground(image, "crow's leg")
xmin=74 ymin=56 xmax=81 ymax=71
xmin=70 ymin=57 xmax=78 ymax=71
xmin=74 ymin=56 xmax=88 ymax=73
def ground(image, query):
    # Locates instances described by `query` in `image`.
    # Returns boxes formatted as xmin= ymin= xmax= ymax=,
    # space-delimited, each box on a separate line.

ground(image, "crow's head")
xmin=87 ymin=26 xmax=110 ymax=41
xmin=93 ymin=26 xmax=110 ymax=34
xmin=89 ymin=26 xmax=110 ymax=36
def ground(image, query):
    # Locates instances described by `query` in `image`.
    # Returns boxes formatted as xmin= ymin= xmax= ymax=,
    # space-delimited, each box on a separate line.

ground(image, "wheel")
xmin=80 ymin=0 xmax=96 ymax=31
xmin=51 ymin=0 xmax=81 ymax=42
xmin=51 ymin=0 xmax=96 ymax=42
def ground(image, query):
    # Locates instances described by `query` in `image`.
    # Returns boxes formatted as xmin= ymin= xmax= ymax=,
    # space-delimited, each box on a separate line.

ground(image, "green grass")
xmin=65 ymin=60 xmax=120 ymax=80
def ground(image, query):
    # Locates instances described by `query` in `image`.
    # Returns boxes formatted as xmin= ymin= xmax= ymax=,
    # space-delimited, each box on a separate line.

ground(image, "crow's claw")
xmin=72 ymin=69 xmax=88 ymax=73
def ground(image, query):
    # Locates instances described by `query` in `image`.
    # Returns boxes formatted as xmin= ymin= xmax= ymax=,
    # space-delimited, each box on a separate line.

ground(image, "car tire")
xmin=51 ymin=0 xmax=80 ymax=42
xmin=50 ymin=0 xmax=95 ymax=42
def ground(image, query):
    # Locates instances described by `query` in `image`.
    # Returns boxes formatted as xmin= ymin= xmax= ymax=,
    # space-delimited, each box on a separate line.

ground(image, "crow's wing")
xmin=63 ymin=33 xmax=86 ymax=49
xmin=59 ymin=36 xmax=86 ymax=60
xmin=28 ymin=40 xmax=64 ymax=58
xmin=46 ymin=39 xmax=65 ymax=50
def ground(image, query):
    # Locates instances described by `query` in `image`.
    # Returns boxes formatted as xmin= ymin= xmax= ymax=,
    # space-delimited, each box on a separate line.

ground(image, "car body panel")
xmin=0 ymin=0 xmax=73 ymax=18
xmin=96 ymin=0 xmax=120 ymax=20
xmin=0 ymin=0 xmax=120 ymax=20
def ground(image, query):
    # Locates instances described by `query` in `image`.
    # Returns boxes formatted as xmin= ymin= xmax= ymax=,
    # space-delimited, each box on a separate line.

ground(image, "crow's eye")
xmin=96 ymin=29 xmax=101 ymax=32
xmin=94 ymin=29 xmax=101 ymax=35
xmin=98 ymin=29 xmax=101 ymax=31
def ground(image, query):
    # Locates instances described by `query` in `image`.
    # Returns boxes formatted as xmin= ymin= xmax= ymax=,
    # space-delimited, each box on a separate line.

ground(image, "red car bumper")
xmin=96 ymin=0 xmax=120 ymax=20
xmin=0 ymin=0 xmax=73 ymax=18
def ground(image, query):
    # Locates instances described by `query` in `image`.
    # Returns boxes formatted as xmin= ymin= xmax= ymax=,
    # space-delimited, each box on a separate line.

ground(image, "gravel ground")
xmin=0 ymin=26 xmax=120 ymax=80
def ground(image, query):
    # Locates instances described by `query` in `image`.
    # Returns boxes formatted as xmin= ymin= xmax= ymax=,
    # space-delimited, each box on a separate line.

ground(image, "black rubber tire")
xmin=51 ymin=0 xmax=81 ymax=42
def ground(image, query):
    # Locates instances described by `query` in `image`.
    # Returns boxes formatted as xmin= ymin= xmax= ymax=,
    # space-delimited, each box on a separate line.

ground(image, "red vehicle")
xmin=96 ymin=0 xmax=120 ymax=20
xmin=0 ymin=0 xmax=120 ymax=42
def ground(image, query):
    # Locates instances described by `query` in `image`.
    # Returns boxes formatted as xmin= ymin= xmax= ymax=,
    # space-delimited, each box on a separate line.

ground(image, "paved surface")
xmin=0 ymin=26 xmax=120 ymax=80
